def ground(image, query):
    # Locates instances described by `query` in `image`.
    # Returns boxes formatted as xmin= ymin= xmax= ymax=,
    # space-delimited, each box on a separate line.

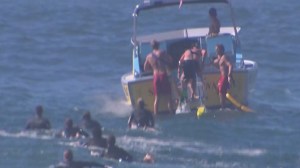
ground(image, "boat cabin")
xmin=132 ymin=27 xmax=243 ymax=78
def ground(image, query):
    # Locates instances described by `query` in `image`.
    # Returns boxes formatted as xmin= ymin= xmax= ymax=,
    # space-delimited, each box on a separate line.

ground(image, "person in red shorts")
xmin=213 ymin=44 xmax=232 ymax=110
xmin=144 ymin=40 xmax=174 ymax=115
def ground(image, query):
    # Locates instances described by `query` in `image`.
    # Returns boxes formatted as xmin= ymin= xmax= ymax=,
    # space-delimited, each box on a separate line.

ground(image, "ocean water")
xmin=0 ymin=0 xmax=299 ymax=167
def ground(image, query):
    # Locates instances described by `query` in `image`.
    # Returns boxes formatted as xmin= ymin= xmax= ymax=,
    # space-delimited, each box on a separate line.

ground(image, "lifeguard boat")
xmin=121 ymin=0 xmax=258 ymax=113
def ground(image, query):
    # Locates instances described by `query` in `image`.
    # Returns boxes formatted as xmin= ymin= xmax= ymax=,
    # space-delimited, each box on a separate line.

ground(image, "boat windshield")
xmin=135 ymin=3 xmax=234 ymax=37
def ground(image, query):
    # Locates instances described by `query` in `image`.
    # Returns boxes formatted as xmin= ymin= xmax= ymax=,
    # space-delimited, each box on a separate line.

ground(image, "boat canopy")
xmin=134 ymin=0 xmax=228 ymax=15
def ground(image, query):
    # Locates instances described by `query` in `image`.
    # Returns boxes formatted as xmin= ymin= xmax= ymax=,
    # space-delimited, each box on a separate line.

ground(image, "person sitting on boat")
xmin=25 ymin=105 xmax=51 ymax=130
xmin=81 ymin=126 xmax=107 ymax=148
xmin=178 ymin=43 xmax=206 ymax=101
xmin=208 ymin=7 xmax=220 ymax=36
xmin=79 ymin=111 xmax=102 ymax=134
xmin=144 ymin=40 xmax=174 ymax=115
xmin=53 ymin=149 xmax=108 ymax=168
xmin=128 ymin=97 xmax=155 ymax=129
xmin=213 ymin=44 xmax=233 ymax=110
xmin=56 ymin=118 xmax=89 ymax=139
xmin=101 ymin=134 xmax=133 ymax=162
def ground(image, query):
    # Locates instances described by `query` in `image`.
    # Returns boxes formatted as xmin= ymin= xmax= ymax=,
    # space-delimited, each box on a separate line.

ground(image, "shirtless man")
xmin=25 ymin=105 xmax=51 ymax=130
xmin=208 ymin=7 xmax=220 ymax=36
xmin=213 ymin=44 xmax=232 ymax=109
xmin=179 ymin=43 xmax=206 ymax=100
xmin=144 ymin=40 xmax=173 ymax=115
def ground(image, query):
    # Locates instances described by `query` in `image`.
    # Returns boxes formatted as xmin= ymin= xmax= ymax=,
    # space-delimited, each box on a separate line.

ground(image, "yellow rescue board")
xmin=196 ymin=105 xmax=205 ymax=117
xmin=226 ymin=93 xmax=253 ymax=112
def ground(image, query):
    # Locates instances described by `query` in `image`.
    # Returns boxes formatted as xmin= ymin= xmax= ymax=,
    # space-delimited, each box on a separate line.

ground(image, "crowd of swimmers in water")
xmin=25 ymin=100 xmax=155 ymax=168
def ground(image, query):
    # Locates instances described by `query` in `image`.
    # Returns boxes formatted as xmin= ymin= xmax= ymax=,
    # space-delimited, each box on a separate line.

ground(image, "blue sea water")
xmin=0 ymin=0 xmax=299 ymax=167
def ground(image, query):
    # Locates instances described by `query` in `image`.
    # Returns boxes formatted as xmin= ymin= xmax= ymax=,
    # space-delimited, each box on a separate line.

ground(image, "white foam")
xmin=0 ymin=130 xmax=53 ymax=140
xmin=87 ymin=94 xmax=132 ymax=117
xmin=234 ymin=148 xmax=266 ymax=157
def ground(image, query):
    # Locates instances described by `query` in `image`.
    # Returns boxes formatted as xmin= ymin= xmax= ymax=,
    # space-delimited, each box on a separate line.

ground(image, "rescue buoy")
xmin=226 ymin=93 xmax=253 ymax=112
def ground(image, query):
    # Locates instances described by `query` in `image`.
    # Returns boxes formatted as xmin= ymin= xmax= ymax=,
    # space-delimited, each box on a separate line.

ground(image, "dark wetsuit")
xmin=25 ymin=118 xmax=51 ymax=130
xmin=104 ymin=146 xmax=133 ymax=162
xmin=80 ymin=119 xmax=101 ymax=132
xmin=128 ymin=109 xmax=154 ymax=128
xmin=83 ymin=137 xmax=107 ymax=148
xmin=182 ymin=50 xmax=199 ymax=80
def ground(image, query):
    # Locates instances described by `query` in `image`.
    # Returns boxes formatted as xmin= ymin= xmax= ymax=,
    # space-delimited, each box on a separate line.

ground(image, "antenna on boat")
xmin=132 ymin=5 xmax=138 ymax=46
xmin=227 ymin=0 xmax=240 ymax=45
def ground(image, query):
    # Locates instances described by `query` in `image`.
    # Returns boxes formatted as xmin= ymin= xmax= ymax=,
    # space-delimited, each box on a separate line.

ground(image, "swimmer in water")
xmin=53 ymin=149 xmax=108 ymax=168
xmin=56 ymin=118 xmax=89 ymax=139
xmin=25 ymin=105 xmax=51 ymax=130
xmin=128 ymin=98 xmax=155 ymax=129
xmin=102 ymin=135 xmax=133 ymax=162
xmin=81 ymin=127 xmax=107 ymax=148
xmin=80 ymin=111 xmax=102 ymax=133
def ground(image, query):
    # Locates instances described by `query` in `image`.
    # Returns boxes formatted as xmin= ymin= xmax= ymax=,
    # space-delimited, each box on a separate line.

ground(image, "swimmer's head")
xmin=65 ymin=118 xmax=73 ymax=128
xmin=36 ymin=105 xmax=43 ymax=117
xmin=82 ymin=111 xmax=91 ymax=120
xmin=209 ymin=7 xmax=217 ymax=17
xmin=64 ymin=149 xmax=73 ymax=162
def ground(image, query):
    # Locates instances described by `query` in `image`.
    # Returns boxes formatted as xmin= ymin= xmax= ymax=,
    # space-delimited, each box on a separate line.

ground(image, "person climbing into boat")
xmin=53 ymin=149 xmax=108 ymax=168
xmin=25 ymin=105 xmax=51 ymax=130
xmin=213 ymin=44 xmax=232 ymax=110
xmin=128 ymin=97 xmax=154 ymax=129
xmin=178 ymin=42 xmax=206 ymax=101
xmin=208 ymin=7 xmax=220 ymax=36
xmin=144 ymin=40 xmax=174 ymax=115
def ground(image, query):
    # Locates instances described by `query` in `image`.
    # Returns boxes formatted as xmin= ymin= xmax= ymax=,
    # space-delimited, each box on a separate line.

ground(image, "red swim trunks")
xmin=153 ymin=73 xmax=171 ymax=96
xmin=218 ymin=75 xmax=230 ymax=95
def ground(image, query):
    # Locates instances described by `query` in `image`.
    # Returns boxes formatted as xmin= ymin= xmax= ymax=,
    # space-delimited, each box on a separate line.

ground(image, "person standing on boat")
xmin=178 ymin=43 xmax=206 ymax=101
xmin=144 ymin=40 xmax=174 ymax=115
xmin=25 ymin=105 xmax=51 ymax=130
xmin=208 ymin=7 xmax=220 ymax=36
xmin=213 ymin=44 xmax=232 ymax=110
